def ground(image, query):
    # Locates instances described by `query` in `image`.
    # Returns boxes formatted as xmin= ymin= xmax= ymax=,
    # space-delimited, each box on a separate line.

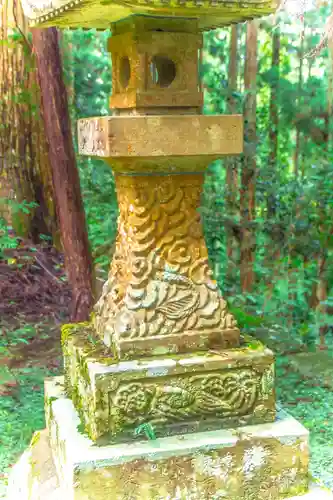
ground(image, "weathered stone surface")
xmin=21 ymin=0 xmax=279 ymax=31
xmin=6 ymin=426 xmax=332 ymax=499
xmin=91 ymin=171 xmax=240 ymax=358
xmin=289 ymin=486 xmax=333 ymax=500
xmin=78 ymin=31 xmax=242 ymax=360
xmin=6 ymin=429 xmax=60 ymax=500
xmin=76 ymin=18 xmax=243 ymax=359
xmin=108 ymin=22 xmax=203 ymax=110
xmin=77 ymin=115 xmax=243 ymax=162
xmin=42 ymin=381 xmax=307 ymax=500
xmin=61 ymin=329 xmax=275 ymax=442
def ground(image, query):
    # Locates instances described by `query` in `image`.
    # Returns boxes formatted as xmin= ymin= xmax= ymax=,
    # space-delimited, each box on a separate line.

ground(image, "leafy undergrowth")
xmin=0 ymin=320 xmax=63 ymax=498
xmin=0 ymin=233 xmax=70 ymax=497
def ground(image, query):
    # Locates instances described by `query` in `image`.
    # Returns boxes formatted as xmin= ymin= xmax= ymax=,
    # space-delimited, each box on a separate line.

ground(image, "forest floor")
xmin=0 ymin=241 xmax=333 ymax=497
xmin=0 ymin=241 xmax=70 ymax=498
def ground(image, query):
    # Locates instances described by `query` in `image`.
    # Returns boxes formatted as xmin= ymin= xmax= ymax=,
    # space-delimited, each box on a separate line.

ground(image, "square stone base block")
xmin=39 ymin=376 xmax=311 ymax=500
xmin=62 ymin=325 xmax=276 ymax=442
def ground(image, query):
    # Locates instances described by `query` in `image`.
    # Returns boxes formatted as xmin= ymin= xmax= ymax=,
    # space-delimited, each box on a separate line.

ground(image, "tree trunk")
xmin=328 ymin=20 xmax=333 ymax=150
xmin=303 ymin=3 xmax=333 ymax=343
xmin=267 ymin=25 xmax=280 ymax=219
xmin=316 ymin=252 xmax=329 ymax=350
xmin=240 ymin=20 xmax=258 ymax=293
xmin=58 ymin=30 xmax=77 ymax=146
xmin=315 ymin=35 xmax=333 ymax=346
xmin=288 ymin=24 xmax=306 ymax=326
xmin=0 ymin=0 xmax=58 ymax=243
xmin=293 ymin=22 xmax=305 ymax=179
xmin=32 ymin=27 xmax=93 ymax=322
xmin=225 ymin=25 xmax=239 ymax=292
xmin=263 ymin=23 xmax=281 ymax=297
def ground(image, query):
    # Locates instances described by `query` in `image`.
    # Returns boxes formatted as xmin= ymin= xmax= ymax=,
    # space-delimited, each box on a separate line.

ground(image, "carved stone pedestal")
xmin=78 ymin=114 xmax=243 ymax=359
xmin=62 ymin=323 xmax=275 ymax=442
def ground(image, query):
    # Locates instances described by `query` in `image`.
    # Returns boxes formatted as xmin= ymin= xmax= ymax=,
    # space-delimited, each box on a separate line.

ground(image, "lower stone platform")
xmin=6 ymin=376 xmax=333 ymax=499
xmin=7 ymin=428 xmax=333 ymax=500
xmin=12 ymin=376 xmax=313 ymax=499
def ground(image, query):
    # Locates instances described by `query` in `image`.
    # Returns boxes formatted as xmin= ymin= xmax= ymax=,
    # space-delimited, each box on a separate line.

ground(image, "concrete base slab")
xmin=289 ymin=485 xmax=333 ymax=499
xmin=6 ymin=429 xmax=60 ymax=500
xmin=6 ymin=429 xmax=332 ymax=500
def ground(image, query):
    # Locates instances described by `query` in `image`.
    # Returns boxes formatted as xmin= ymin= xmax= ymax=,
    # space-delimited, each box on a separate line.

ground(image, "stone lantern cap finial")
xmin=21 ymin=0 xmax=279 ymax=30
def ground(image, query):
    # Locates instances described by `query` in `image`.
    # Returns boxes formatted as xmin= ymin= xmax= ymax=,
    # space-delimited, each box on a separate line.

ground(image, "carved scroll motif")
xmin=110 ymin=369 xmax=260 ymax=428
xmin=93 ymin=173 xmax=239 ymax=356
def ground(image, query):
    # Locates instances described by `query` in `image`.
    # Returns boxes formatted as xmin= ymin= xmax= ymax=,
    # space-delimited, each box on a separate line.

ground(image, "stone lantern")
xmin=8 ymin=0 xmax=333 ymax=499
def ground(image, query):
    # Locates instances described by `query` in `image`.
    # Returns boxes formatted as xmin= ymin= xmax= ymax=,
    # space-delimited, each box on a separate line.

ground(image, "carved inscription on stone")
xmin=21 ymin=0 xmax=57 ymax=18
xmin=109 ymin=368 xmax=260 ymax=429
xmin=78 ymin=118 xmax=108 ymax=156
xmin=93 ymin=172 xmax=239 ymax=357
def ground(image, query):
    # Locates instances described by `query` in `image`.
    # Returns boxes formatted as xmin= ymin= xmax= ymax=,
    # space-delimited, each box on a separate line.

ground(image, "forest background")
xmin=0 ymin=0 xmax=333 ymax=496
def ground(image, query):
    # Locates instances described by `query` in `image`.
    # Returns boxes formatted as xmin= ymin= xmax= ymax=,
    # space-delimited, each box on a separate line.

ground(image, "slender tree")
xmin=328 ymin=15 xmax=333 ymax=147
xmin=263 ymin=20 xmax=282 ymax=305
xmin=32 ymin=27 xmax=94 ymax=321
xmin=288 ymin=20 xmax=306 ymax=327
xmin=0 ymin=0 xmax=57 ymax=242
xmin=267 ymin=23 xmax=280 ymax=219
xmin=314 ymin=4 xmax=333 ymax=348
xmin=293 ymin=19 xmax=305 ymax=179
xmin=225 ymin=25 xmax=239 ymax=290
xmin=240 ymin=20 xmax=258 ymax=293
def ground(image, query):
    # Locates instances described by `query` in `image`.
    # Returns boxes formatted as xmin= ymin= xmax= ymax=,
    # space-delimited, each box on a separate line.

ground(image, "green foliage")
xmin=7 ymin=199 xmax=38 ymax=216
xmin=134 ymin=423 xmax=157 ymax=441
xmin=66 ymin=29 xmax=111 ymax=120
xmin=277 ymin=355 xmax=333 ymax=489
xmin=0 ymin=199 xmax=38 ymax=260
xmin=229 ymin=307 xmax=265 ymax=329
xmin=0 ymin=217 xmax=18 ymax=259
xmin=79 ymin=158 xmax=118 ymax=272
xmin=0 ymin=321 xmax=62 ymax=496
xmin=201 ymin=10 xmax=332 ymax=345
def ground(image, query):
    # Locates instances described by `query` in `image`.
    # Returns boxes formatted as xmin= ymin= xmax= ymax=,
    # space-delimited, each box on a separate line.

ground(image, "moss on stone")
xmin=60 ymin=322 xmax=275 ymax=443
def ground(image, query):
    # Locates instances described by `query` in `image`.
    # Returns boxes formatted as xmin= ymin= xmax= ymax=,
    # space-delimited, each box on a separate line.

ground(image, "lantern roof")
xmin=21 ymin=0 xmax=279 ymax=31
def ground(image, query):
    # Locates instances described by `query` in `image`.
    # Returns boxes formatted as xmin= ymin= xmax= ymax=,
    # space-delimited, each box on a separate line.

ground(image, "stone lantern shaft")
xmin=81 ymin=15 xmax=243 ymax=359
